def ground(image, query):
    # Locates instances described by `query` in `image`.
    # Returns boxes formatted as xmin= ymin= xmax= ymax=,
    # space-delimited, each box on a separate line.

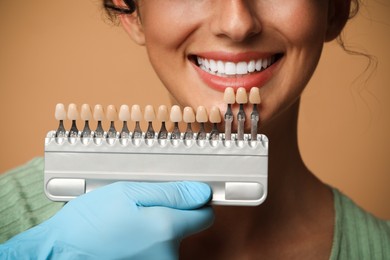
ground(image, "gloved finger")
xmin=140 ymin=205 xmax=214 ymax=239
xmin=110 ymin=181 xmax=212 ymax=210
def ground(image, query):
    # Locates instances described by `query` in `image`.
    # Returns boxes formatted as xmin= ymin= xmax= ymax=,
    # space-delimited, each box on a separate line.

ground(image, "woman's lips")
xmin=190 ymin=52 xmax=281 ymax=92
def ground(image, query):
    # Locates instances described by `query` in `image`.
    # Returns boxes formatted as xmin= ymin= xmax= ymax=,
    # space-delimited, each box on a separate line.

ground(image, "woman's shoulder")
xmin=0 ymin=158 xmax=64 ymax=243
xmin=330 ymin=188 xmax=390 ymax=260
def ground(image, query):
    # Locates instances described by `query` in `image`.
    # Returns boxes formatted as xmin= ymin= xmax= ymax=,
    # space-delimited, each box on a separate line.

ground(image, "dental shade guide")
xmin=236 ymin=87 xmax=248 ymax=141
xmin=93 ymin=104 xmax=105 ymax=139
xmin=249 ymin=87 xmax=261 ymax=141
xmin=183 ymin=107 xmax=195 ymax=140
xmin=54 ymin=103 xmax=66 ymax=138
xmin=144 ymin=105 xmax=156 ymax=140
xmin=119 ymin=105 xmax=131 ymax=139
xmin=170 ymin=105 xmax=182 ymax=140
xmin=45 ymin=88 xmax=268 ymax=206
xmin=209 ymin=106 xmax=221 ymax=141
xmin=223 ymin=87 xmax=235 ymax=141
xmin=106 ymin=105 xmax=118 ymax=142
xmin=131 ymin=105 xmax=143 ymax=139
xmin=67 ymin=103 xmax=79 ymax=140
xmin=196 ymin=106 xmax=208 ymax=141
xmin=157 ymin=105 xmax=169 ymax=139
xmin=80 ymin=104 xmax=93 ymax=140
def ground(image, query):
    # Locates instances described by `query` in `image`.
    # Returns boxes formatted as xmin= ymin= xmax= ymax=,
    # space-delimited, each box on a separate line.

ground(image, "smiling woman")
xmin=0 ymin=0 xmax=389 ymax=259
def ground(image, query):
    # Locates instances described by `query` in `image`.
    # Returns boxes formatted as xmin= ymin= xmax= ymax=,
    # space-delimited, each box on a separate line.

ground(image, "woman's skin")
xmin=114 ymin=0 xmax=351 ymax=258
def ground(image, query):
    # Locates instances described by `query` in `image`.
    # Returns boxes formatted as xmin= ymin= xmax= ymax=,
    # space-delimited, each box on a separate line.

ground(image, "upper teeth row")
xmin=197 ymin=56 xmax=275 ymax=76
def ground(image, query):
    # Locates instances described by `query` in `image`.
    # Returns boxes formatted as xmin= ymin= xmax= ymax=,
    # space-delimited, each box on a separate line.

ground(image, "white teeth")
xmin=209 ymin=59 xmax=218 ymax=72
xmin=204 ymin=59 xmax=210 ymax=70
xmin=236 ymin=62 xmax=247 ymax=75
xmin=262 ymin=59 xmax=268 ymax=69
xmin=197 ymin=56 xmax=203 ymax=65
xmin=225 ymin=62 xmax=236 ymax=75
xmin=248 ymin=60 xmax=255 ymax=73
xmin=255 ymin=60 xmax=262 ymax=71
xmin=197 ymin=55 xmax=276 ymax=76
xmin=217 ymin=61 xmax=225 ymax=74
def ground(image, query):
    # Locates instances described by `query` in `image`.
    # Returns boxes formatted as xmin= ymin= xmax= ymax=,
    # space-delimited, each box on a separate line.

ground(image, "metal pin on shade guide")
xmin=209 ymin=106 xmax=222 ymax=140
xmin=93 ymin=105 xmax=105 ymax=139
xmin=249 ymin=87 xmax=261 ymax=141
xmin=80 ymin=104 xmax=92 ymax=139
xmin=170 ymin=105 xmax=182 ymax=140
xmin=183 ymin=107 xmax=195 ymax=140
xmin=55 ymin=103 xmax=67 ymax=138
xmin=196 ymin=106 xmax=208 ymax=140
xmin=119 ymin=105 xmax=131 ymax=139
xmin=131 ymin=105 xmax=143 ymax=139
xmin=157 ymin=105 xmax=169 ymax=140
xmin=144 ymin=105 xmax=156 ymax=139
xmin=223 ymin=87 xmax=235 ymax=141
xmin=67 ymin=103 xmax=79 ymax=138
xmin=236 ymin=88 xmax=248 ymax=141
xmin=106 ymin=105 xmax=118 ymax=139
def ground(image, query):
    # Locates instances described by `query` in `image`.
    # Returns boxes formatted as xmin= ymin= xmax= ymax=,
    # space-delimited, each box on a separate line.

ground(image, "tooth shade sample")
xmin=170 ymin=105 xmax=182 ymax=123
xmin=106 ymin=105 xmax=118 ymax=122
xmin=209 ymin=106 xmax=222 ymax=123
xmin=224 ymin=87 xmax=236 ymax=104
xmin=131 ymin=105 xmax=142 ymax=122
xmin=67 ymin=103 xmax=79 ymax=121
xmin=196 ymin=106 xmax=208 ymax=123
xmin=236 ymin=87 xmax=248 ymax=104
xmin=157 ymin=105 xmax=169 ymax=122
xmin=93 ymin=104 xmax=105 ymax=121
xmin=183 ymin=107 xmax=195 ymax=123
xmin=81 ymin=104 xmax=92 ymax=121
xmin=249 ymin=87 xmax=261 ymax=104
xmin=119 ymin=105 xmax=131 ymax=121
xmin=144 ymin=105 xmax=156 ymax=122
xmin=55 ymin=103 xmax=66 ymax=121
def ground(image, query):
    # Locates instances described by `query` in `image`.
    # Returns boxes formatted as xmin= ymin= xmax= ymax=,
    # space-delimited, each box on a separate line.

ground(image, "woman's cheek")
xmin=270 ymin=1 xmax=329 ymax=45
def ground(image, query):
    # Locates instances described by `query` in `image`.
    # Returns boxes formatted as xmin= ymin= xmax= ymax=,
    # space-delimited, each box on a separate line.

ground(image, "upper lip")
xmin=189 ymin=51 xmax=278 ymax=63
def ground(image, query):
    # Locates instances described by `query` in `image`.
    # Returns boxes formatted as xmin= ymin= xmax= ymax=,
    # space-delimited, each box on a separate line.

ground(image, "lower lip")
xmin=191 ymin=58 xmax=280 ymax=92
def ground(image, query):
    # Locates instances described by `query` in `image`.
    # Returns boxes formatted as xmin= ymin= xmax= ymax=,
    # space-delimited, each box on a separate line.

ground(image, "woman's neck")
xmin=181 ymin=99 xmax=335 ymax=259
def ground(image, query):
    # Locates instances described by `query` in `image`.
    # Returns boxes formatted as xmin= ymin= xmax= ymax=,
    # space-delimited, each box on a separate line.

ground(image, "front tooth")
xmin=236 ymin=61 xmax=248 ymax=75
xmin=225 ymin=62 xmax=236 ymax=75
xmin=217 ymin=61 xmax=225 ymax=74
xmin=255 ymin=59 xmax=262 ymax=71
xmin=248 ymin=60 xmax=255 ymax=73
xmin=209 ymin=59 xmax=218 ymax=72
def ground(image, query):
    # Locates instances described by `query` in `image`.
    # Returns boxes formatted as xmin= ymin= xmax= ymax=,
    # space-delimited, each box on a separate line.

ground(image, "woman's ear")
xmin=113 ymin=0 xmax=145 ymax=45
xmin=325 ymin=0 xmax=351 ymax=41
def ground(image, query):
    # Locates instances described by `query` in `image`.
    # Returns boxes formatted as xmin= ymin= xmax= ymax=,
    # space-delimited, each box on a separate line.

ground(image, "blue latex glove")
xmin=0 ymin=181 xmax=213 ymax=259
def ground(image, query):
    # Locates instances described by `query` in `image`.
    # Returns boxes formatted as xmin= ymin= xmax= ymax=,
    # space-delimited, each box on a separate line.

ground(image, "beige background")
xmin=1 ymin=1 xmax=389 ymax=218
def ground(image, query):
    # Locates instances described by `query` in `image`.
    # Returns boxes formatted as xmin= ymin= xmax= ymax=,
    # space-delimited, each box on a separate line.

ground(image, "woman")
xmin=104 ymin=0 xmax=389 ymax=259
xmin=1 ymin=0 xmax=389 ymax=259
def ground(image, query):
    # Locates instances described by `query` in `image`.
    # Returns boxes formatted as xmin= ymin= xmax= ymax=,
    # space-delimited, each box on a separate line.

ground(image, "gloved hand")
xmin=0 ymin=181 xmax=213 ymax=259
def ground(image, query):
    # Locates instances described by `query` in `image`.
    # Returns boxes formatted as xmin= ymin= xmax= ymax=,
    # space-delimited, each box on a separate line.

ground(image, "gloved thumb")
xmin=114 ymin=181 xmax=214 ymax=238
xmin=116 ymin=181 xmax=212 ymax=209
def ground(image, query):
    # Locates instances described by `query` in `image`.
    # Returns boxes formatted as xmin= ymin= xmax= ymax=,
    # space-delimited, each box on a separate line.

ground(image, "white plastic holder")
xmin=44 ymin=131 xmax=268 ymax=206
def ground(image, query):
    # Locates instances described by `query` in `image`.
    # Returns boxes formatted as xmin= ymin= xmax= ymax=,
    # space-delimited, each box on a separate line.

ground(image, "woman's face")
xmin=126 ymin=0 xmax=334 ymax=129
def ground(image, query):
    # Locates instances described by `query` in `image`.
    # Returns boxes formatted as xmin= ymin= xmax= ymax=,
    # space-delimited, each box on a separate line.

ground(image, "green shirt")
xmin=1 ymin=158 xmax=389 ymax=259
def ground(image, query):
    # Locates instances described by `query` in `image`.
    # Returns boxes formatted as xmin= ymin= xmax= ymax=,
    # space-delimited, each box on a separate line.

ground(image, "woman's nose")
xmin=211 ymin=0 xmax=262 ymax=42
